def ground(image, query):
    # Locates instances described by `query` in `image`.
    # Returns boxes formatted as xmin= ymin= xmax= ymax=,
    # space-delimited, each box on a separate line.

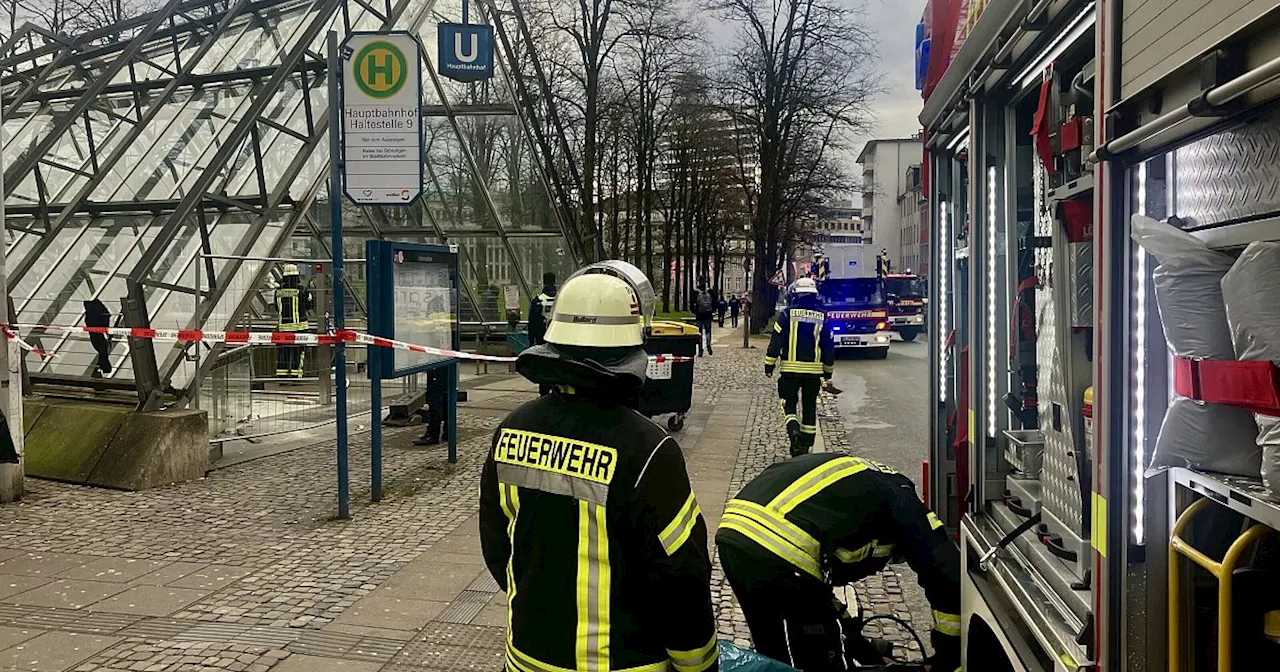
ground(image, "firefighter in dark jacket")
xmin=527 ymin=272 xmax=557 ymax=346
xmin=480 ymin=271 xmax=719 ymax=672
xmin=765 ymin=277 xmax=835 ymax=456
xmin=716 ymin=454 xmax=961 ymax=672
xmin=274 ymin=264 xmax=312 ymax=378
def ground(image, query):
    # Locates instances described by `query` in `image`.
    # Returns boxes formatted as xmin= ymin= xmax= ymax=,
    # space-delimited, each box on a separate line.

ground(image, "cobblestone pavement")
xmin=0 ymin=326 xmax=930 ymax=671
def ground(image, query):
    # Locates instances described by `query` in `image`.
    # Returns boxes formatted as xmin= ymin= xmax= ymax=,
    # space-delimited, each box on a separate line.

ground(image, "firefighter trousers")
xmin=778 ymin=373 xmax=821 ymax=455
xmin=720 ymin=542 xmax=879 ymax=671
xmin=276 ymin=344 xmax=305 ymax=378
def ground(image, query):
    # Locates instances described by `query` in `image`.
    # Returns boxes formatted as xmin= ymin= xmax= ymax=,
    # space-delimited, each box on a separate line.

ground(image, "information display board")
xmin=366 ymin=241 xmax=460 ymax=379
xmin=340 ymin=31 xmax=424 ymax=206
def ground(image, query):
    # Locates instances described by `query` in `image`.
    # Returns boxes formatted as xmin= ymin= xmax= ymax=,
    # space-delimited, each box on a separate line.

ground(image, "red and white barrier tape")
xmin=0 ymin=324 xmax=697 ymax=365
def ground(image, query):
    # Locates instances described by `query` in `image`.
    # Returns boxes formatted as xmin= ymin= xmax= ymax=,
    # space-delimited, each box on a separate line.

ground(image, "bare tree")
xmin=711 ymin=0 xmax=878 ymax=328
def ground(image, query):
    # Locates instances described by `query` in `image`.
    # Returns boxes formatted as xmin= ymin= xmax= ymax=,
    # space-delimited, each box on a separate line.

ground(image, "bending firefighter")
xmin=275 ymin=264 xmax=313 ymax=378
xmin=716 ymin=454 xmax=961 ymax=671
xmin=765 ymin=277 xmax=835 ymax=456
xmin=479 ymin=270 xmax=719 ymax=672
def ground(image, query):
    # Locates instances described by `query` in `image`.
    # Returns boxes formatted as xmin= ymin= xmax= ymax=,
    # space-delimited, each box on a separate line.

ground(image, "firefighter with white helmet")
xmin=479 ymin=270 xmax=719 ymax=672
xmin=766 ymin=276 xmax=836 ymax=456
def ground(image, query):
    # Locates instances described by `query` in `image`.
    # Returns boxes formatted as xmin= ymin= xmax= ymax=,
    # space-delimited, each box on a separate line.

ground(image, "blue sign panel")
xmin=438 ymin=23 xmax=494 ymax=82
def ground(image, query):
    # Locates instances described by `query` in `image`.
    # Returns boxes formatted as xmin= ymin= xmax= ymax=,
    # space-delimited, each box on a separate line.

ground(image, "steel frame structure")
xmin=2 ymin=0 xmax=584 ymax=409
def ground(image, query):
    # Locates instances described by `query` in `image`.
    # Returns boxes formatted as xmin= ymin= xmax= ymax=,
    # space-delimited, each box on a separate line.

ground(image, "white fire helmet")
xmin=543 ymin=274 xmax=644 ymax=348
xmin=792 ymin=277 xmax=819 ymax=295
xmin=282 ymin=263 xmax=300 ymax=277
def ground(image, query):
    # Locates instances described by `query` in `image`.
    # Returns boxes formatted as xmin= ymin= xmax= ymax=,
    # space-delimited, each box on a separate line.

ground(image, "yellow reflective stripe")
xmin=872 ymin=542 xmax=895 ymax=558
xmin=866 ymin=460 xmax=896 ymax=474
xmin=928 ymin=512 xmax=944 ymax=530
xmin=763 ymin=356 xmax=779 ymax=365
xmin=773 ymin=321 xmax=783 ymax=333
xmin=507 ymin=644 xmax=574 ymax=672
xmin=768 ymin=457 xmax=869 ymax=514
xmin=788 ymin=318 xmax=798 ymax=362
xmin=724 ymin=500 xmax=820 ymax=558
xmin=668 ymin=634 xmax=718 ymax=672
xmin=812 ymin=323 xmax=821 ymax=363
xmin=834 ymin=542 xmax=872 ymax=563
xmin=934 ymin=610 xmax=961 ymax=637
xmin=799 ymin=424 xmax=817 ymax=435
xmin=823 ymin=364 xmax=834 ymax=373
xmin=659 ymin=492 xmax=701 ymax=556
xmin=576 ymin=500 xmax=610 ymax=671
xmin=720 ymin=514 xmax=823 ymax=578
xmin=778 ymin=361 xmax=826 ymax=374
xmin=500 ymin=485 xmax=521 ymax=633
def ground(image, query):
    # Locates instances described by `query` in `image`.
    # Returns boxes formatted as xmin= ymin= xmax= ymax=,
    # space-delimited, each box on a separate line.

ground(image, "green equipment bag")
xmin=718 ymin=640 xmax=799 ymax=672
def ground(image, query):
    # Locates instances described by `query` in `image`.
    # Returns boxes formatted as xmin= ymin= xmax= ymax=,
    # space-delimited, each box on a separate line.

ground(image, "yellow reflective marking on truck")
xmin=1091 ymin=492 xmax=1108 ymax=558
xmin=494 ymin=429 xmax=617 ymax=485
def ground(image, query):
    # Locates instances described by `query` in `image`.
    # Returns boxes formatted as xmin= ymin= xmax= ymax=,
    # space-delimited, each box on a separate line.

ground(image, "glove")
xmin=764 ymin=365 xmax=775 ymax=378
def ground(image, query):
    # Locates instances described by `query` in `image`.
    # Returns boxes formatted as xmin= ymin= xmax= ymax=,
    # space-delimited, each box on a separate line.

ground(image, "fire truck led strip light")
xmin=987 ymin=165 xmax=999 ymax=439
xmin=1014 ymin=1 xmax=1098 ymax=89
xmin=1133 ymin=163 xmax=1149 ymax=545
xmin=938 ymin=200 xmax=950 ymax=404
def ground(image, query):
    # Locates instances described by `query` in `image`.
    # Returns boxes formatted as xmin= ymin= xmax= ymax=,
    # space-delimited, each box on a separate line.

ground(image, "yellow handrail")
xmin=1168 ymin=497 xmax=1273 ymax=672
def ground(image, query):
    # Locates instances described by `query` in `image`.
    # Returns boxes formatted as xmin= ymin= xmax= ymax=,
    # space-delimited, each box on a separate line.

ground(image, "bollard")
xmin=742 ymin=310 xmax=750 ymax=349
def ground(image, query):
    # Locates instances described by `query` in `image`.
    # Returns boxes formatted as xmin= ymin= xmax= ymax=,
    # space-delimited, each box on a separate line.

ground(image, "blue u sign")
xmin=438 ymin=23 xmax=494 ymax=82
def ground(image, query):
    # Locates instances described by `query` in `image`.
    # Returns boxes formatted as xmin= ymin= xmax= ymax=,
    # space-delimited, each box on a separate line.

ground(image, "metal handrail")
xmin=1093 ymin=51 xmax=1280 ymax=162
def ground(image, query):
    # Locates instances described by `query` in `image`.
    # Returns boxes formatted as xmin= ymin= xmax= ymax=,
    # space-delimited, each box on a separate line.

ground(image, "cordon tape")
xmin=0 ymin=325 xmax=696 ymax=364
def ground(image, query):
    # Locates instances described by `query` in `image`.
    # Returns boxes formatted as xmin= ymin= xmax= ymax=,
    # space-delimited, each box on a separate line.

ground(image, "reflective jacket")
xmin=528 ymin=288 xmax=556 ymax=345
xmin=764 ymin=301 xmax=835 ymax=378
xmin=480 ymin=391 xmax=719 ymax=672
xmin=715 ymin=454 xmax=961 ymax=655
xmin=275 ymin=277 xmax=312 ymax=332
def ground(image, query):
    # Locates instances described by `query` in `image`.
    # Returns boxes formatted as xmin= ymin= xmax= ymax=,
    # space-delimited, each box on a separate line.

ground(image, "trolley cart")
xmin=641 ymin=320 xmax=698 ymax=431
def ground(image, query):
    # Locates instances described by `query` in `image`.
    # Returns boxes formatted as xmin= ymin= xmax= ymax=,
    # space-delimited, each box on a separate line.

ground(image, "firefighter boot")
xmin=787 ymin=420 xmax=804 ymax=457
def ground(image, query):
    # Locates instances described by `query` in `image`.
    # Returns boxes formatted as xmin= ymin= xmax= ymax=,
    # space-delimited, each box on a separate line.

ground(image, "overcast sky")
xmin=705 ymin=0 xmax=927 ymax=196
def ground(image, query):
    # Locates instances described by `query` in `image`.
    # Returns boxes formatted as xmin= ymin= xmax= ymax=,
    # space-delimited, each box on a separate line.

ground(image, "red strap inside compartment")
xmin=1174 ymin=357 xmax=1280 ymax=416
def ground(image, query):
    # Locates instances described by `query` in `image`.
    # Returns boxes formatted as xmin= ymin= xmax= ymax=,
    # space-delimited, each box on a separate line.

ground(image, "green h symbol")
xmin=367 ymin=52 xmax=394 ymax=85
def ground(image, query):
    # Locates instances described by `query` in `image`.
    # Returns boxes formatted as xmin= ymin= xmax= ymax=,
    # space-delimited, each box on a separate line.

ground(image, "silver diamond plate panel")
xmin=1174 ymin=113 xmax=1280 ymax=228
xmin=1067 ymin=242 xmax=1093 ymax=328
xmin=1034 ymin=167 xmax=1087 ymax=537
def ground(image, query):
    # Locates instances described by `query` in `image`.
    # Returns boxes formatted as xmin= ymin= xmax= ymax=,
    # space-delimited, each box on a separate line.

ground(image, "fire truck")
xmin=883 ymin=272 xmax=928 ymax=342
xmin=919 ymin=0 xmax=1280 ymax=670
xmin=812 ymin=234 xmax=892 ymax=359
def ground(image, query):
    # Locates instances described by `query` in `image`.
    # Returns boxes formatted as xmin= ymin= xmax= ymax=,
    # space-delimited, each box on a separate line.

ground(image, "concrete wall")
xmin=1123 ymin=0 xmax=1279 ymax=98
xmin=22 ymin=398 xmax=210 ymax=491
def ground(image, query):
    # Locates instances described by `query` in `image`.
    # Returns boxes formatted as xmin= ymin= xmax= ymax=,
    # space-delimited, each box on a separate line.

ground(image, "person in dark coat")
xmin=729 ymin=294 xmax=741 ymax=328
xmin=84 ymin=299 xmax=113 ymax=377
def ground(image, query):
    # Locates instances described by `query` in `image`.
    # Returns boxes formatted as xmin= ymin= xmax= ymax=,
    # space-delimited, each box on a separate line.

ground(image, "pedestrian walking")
xmin=717 ymin=454 xmax=961 ymax=671
xmin=716 ymin=294 xmax=728 ymax=328
xmin=479 ymin=271 xmax=719 ymax=672
xmin=764 ymin=277 xmax=834 ymax=456
xmin=729 ymin=294 xmax=741 ymax=328
xmin=693 ymin=280 xmax=715 ymax=357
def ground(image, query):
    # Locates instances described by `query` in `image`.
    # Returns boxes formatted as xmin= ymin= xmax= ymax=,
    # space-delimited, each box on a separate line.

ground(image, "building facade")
xmin=897 ymin=165 xmax=927 ymax=277
xmin=857 ymin=137 xmax=924 ymax=267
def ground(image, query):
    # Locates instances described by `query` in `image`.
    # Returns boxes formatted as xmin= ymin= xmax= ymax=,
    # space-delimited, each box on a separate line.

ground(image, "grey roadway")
xmin=828 ymin=337 xmax=934 ymax=644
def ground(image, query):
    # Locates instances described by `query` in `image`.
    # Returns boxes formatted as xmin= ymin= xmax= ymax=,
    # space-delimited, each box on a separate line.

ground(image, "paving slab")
xmin=0 ymin=627 xmax=41 ymax=651
xmin=321 ymin=623 xmax=418 ymax=641
xmin=89 ymin=585 xmax=211 ymax=617
xmin=0 ymin=554 xmax=92 ymax=578
xmin=131 ymin=561 xmax=208 ymax=586
xmin=3 ymin=579 xmax=126 ymax=610
xmin=56 ymin=557 xmax=172 ymax=584
xmin=380 ymin=562 xmax=486 ymax=602
xmin=0 ymin=576 xmax=50 ymax=601
xmin=331 ymin=594 xmax=449 ymax=631
xmin=269 ymin=654 xmax=384 ymax=671
xmin=0 ymin=552 xmax=20 ymax=565
xmin=165 ymin=564 xmax=254 ymax=591
xmin=0 ymin=631 xmax=118 ymax=672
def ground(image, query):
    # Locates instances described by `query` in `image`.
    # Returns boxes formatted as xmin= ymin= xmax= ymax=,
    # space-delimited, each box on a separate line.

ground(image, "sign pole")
xmin=328 ymin=31 xmax=351 ymax=520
